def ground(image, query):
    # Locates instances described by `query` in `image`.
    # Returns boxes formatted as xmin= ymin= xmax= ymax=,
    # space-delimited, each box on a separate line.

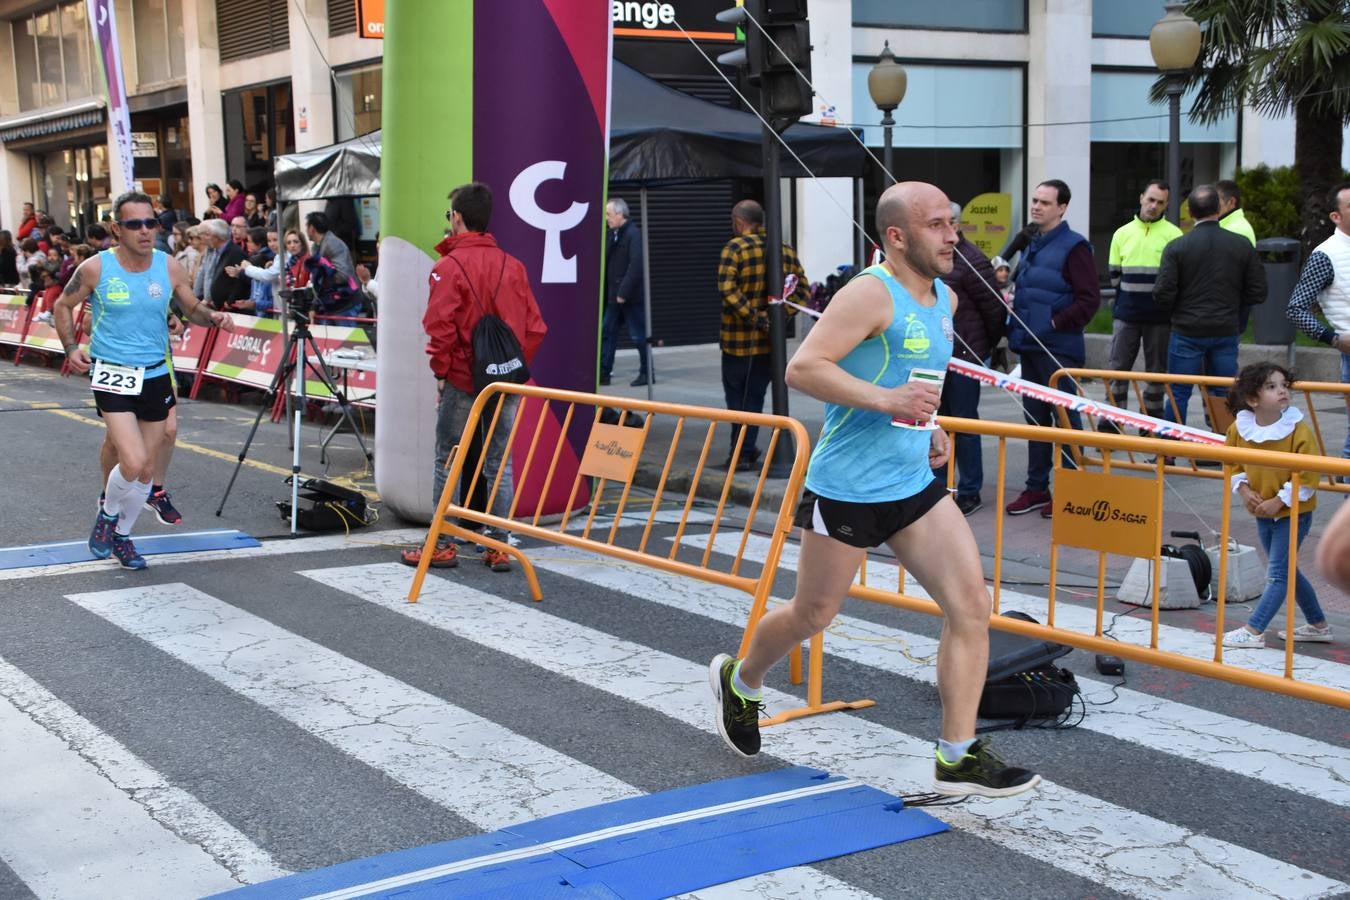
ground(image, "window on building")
xmin=131 ymin=0 xmax=187 ymax=86
xmin=134 ymin=0 xmax=172 ymax=86
xmin=10 ymin=2 xmax=101 ymax=112
xmin=852 ymin=0 xmax=1025 ymax=32
xmin=224 ymin=82 xmax=295 ymax=194
xmin=851 ymin=61 xmax=1026 ymax=245
xmin=59 ymin=3 xmax=94 ymax=99
xmin=1092 ymin=0 xmax=1167 ymax=38
xmin=328 ymin=0 xmax=358 ymax=37
xmin=216 ymin=0 xmax=290 ymax=63
xmin=334 ymin=64 xmax=382 ymax=141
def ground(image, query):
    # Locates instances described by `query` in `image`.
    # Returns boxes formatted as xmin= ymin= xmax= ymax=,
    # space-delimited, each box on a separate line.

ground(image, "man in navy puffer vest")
xmin=1005 ymin=179 xmax=1101 ymax=518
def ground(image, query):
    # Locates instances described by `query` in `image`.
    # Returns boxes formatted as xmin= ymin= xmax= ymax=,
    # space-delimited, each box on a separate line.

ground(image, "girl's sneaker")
xmin=1223 ymin=626 xmax=1266 ymax=649
xmin=1278 ymin=623 xmax=1333 ymax=643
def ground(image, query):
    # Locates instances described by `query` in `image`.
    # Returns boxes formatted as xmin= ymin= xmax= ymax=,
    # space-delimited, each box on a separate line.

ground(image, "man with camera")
xmin=401 ymin=182 xmax=547 ymax=573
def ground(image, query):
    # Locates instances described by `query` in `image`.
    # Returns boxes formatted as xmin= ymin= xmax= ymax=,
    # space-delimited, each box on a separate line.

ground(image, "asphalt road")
xmin=1 ymin=357 xmax=1347 ymax=899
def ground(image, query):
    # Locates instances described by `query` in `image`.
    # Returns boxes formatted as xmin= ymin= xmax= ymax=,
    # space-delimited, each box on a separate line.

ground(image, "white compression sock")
xmin=114 ymin=479 xmax=153 ymax=535
xmin=102 ymin=465 xmax=138 ymax=518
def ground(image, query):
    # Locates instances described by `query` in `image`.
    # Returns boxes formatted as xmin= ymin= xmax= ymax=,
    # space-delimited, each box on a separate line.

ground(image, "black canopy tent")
xmin=272 ymin=63 xmax=868 ymax=387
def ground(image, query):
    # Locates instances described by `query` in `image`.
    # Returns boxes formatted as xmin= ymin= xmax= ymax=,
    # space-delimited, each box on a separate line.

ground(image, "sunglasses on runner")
xmin=118 ymin=218 xmax=160 ymax=231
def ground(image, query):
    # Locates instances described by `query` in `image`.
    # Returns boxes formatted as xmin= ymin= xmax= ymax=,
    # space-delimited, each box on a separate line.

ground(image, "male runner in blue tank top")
xmin=53 ymin=191 xmax=235 ymax=569
xmin=710 ymin=182 xmax=1040 ymax=798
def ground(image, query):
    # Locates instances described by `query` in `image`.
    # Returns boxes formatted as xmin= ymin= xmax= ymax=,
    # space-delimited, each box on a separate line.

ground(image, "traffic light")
xmin=755 ymin=0 xmax=811 ymax=121
xmin=716 ymin=0 xmax=812 ymax=125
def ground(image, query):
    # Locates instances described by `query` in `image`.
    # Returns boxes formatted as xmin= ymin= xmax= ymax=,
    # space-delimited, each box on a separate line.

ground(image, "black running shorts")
xmin=794 ymin=479 xmax=949 ymax=548
xmin=92 ymin=372 xmax=176 ymax=422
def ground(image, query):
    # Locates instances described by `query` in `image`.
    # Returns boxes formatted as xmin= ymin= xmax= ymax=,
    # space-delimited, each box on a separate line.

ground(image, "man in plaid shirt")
xmin=717 ymin=199 xmax=809 ymax=469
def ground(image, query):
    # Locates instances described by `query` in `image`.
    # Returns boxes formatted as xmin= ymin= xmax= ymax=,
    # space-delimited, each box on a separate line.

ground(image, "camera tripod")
xmin=217 ymin=307 xmax=374 ymax=534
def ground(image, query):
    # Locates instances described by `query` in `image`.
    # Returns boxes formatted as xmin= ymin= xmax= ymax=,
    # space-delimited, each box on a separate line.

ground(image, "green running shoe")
xmin=709 ymin=653 xmax=762 ymax=757
xmin=934 ymin=737 xmax=1041 ymax=798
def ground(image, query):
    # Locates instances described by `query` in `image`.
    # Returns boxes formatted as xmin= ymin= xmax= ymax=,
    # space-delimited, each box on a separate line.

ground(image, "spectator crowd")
xmin=2 ymin=184 xmax=376 ymax=326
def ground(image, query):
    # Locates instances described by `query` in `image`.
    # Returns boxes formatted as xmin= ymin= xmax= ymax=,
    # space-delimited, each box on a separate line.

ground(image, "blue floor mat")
xmin=213 ymin=767 xmax=947 ymax=900
xmin=0 ymin=529 xmax=261 ymax=569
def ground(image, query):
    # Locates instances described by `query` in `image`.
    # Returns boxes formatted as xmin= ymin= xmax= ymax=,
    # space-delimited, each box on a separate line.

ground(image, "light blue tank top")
xmin=805 ymin=264 xmax=954 ymax=503
xmin=89 ymin=248 xmax=171 ymax=377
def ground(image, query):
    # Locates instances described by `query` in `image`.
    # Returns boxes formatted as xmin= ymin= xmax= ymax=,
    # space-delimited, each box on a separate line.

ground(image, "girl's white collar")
xmin=1235 ymin=406 xmax=1302 ymax=442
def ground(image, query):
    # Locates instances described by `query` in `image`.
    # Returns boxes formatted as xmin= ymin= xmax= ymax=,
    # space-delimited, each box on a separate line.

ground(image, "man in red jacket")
xmin=401 ymin=182 xmax=547 ymax=572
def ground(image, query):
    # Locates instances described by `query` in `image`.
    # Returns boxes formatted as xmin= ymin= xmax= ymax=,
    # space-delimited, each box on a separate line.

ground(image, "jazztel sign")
xmin=1050 ymin=470 xmax=1160 ymax=559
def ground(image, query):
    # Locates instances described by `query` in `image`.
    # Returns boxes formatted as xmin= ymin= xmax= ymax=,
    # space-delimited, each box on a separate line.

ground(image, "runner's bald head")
xmin=876 ymin=182 xmax=948 ymax=241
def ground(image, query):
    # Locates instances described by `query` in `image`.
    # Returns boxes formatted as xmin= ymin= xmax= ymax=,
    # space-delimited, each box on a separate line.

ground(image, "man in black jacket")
xmin=938 ymin=202 xmax=1008 ymax=516
xmin=1154 ymin=183 xmax=1267 ymax=424
xmin=203 ymin=218 xmax=249 ymax=310
xmin=600 ymin=198 xmax=650 ymax=386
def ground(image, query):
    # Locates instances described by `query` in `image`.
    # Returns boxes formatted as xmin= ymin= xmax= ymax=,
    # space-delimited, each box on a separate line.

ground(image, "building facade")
xmin=1 ymin=0 xmax=1346 ymax=339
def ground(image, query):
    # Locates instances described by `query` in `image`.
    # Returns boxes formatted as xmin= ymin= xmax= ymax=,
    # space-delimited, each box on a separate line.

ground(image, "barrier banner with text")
xmin=0 ymin=294 xmax=27 ymax=346
xmin=170 ymin=321 xmax=215 ymax=374
xmin=201 ymin=314 xmax=285 ymax=389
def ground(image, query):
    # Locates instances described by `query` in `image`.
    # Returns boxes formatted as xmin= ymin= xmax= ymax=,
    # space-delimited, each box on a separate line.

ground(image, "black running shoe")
xmin=709 ymin=653 xmax=762 ymax=757
xmin=145 ymin=489 xmax=183 ymax=526
xmin=934 ymin=738 xmax=1041 ymax=798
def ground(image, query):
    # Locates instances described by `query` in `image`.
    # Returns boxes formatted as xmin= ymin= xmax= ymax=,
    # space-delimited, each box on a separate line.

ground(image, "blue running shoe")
xmin=89 ymin=509 xmax=118 ymax=559
xmin=111 ymin=534 xmax=147 ymax=570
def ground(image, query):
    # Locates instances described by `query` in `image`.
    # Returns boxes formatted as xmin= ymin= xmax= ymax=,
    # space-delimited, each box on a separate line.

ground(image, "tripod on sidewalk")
xmin=217 ymin=291 xmax=373 ymax=534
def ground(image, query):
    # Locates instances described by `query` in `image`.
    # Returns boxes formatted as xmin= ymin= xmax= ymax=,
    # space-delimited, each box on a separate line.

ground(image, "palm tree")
xmin=1151 ymin=0 xmax=1350 ymax=255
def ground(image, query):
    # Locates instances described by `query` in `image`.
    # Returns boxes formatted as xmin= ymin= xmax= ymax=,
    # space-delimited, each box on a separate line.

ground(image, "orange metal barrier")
xmin=407 ymin=383 xmax=815 ymax=665
xmin=757 ymin=417 xmax=1350 ymax=725
xmin=1049 ymin=367 xmax=1350 ymax=495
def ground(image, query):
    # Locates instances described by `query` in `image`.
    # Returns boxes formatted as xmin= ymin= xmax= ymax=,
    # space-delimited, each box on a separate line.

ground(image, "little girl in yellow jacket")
xmin=1222 ymin=363 xmax=1332 ymax=649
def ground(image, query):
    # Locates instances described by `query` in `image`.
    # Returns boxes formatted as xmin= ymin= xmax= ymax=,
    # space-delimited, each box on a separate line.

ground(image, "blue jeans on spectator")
xmin=1165 ymin=332 xmax=1238 ymax=425
xmin=432 ymin=386 xmax=517 ymax=545
xmin=1246 ymin=511 xmax=1325 ymax=632
xmin=721 ymin=352 xmax=774 ymax=457
xmin=599 ymin=299 xmax=649 ymax=380
xmin=937 ymin=364 xmax=985 ymax=497
xmin=1018 ymin=349 xmax=1084 ymax=492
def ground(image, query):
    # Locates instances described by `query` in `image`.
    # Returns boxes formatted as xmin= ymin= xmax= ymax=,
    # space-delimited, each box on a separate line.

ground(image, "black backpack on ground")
xmin=448 ymin=253 xmax=530 ymax=394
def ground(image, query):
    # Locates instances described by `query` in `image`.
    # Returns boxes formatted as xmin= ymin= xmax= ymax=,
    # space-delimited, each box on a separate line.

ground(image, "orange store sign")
xmin=355 ymin=0 xmax=384 ymax=39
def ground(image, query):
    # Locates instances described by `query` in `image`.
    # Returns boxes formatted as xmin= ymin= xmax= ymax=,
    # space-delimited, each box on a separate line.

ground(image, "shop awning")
xmin=274 ymin=62 xmax=865 ymax=200
xmin=0 ymin=99 xmax=105 ymax=144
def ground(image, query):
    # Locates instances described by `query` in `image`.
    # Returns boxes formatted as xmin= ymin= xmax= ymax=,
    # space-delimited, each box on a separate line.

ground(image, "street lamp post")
xmin=1149 ymin=2 xmax=1202 ymax=225
xmin=867 ymin=41 xmax=907 ymax=187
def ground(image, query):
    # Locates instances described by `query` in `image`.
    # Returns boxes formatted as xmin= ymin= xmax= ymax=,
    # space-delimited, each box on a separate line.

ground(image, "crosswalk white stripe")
xmin=0 ymin=656 xmax=286 ymax=887
xmin=0 ymin=528 xmax=428 ymax=582
xmin=561 ymin=535 xmax=1350 ymax=807
xmin=681 ymin=531 xmax=1350 ymax=690
xmin=62 ymin=583 xmax=876 ymax=900
xmin=0 ymin=667 xmax=248 ymax=899
xmin=303 ymin=563 xmax=1347 ymax=900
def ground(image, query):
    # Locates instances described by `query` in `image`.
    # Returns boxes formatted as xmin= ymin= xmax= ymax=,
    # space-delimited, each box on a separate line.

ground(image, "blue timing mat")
xmin=213 ymin=767 xmax=946 ymax=900
xmin=0 ymin=529 xmax=261 ymax=570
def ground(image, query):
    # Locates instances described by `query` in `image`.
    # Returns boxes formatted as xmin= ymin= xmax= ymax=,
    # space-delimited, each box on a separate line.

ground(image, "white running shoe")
xmin=34 ymin=311 xmax=54 ymax=325
xmin=1278 ymin=623 xmax=1333 ymax=643
xmin=1223 ymin=626 xmax=1266 ymax=649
